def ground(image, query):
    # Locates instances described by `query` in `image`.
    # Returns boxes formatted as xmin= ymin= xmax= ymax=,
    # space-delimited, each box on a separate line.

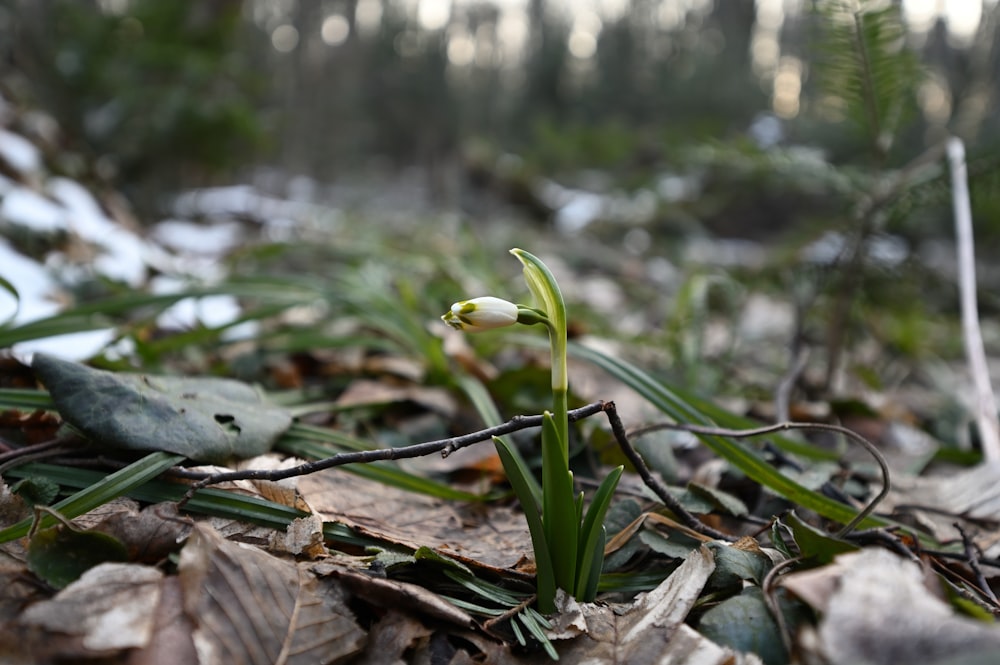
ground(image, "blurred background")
xmin=3 ymin=0 xmax=1000 ymax=418
xmin=3 ymin=0 xmax=998 ymax=235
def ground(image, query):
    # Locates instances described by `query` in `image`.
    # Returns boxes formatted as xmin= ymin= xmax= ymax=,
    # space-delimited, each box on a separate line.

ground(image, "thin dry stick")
xmin=602 ymin=403 xmax=736 ymax=542
xmin=177 ymin=401 xmax=608 ymax=505
xmin=627 ymin=420 xmax=890 ymax=538
xmin=955 ymin=522 xmax=1000 ymax=606
xmin=762 ymin=555 xmax=803 ymax=658
xmin=948 ymin=137 xmax=1000 ymax=463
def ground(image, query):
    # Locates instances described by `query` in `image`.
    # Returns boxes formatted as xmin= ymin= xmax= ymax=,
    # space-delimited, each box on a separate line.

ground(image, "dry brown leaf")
xmin=351 ymin=609 xmax=433 ymax=665
xmin=90 ymin=501 xmax=191 ymax=563
xmin=300 ymin=470 xmax=533 ymax=572
xmin=883 ymin=462 xmax=1000 ymax=556
xmin=126 ymin=576 xmax=198 ymax=665
xmin=18 ymin=562 xmax=163 ymax=659
xmin=317 ymin=564 xmax=476 ymax=630
xmin=547 ymin=546 xmax=762 ymax=664
xmin=178 ymin=522 xmax=366 ymax=665
xmin=781 ymin=548 xmax=1000 ymax=665
xmin=334 ymin=378 xmax=456 ymax=416
xmin=269 ymin=513 xmax=327 ymax=558
xmin=185 ymin=454 xmax=312 ymax=512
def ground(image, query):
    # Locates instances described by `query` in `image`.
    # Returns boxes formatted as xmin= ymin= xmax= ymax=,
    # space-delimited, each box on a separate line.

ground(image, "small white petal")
xmin=445 ymin=296 xmax=519 ymax=331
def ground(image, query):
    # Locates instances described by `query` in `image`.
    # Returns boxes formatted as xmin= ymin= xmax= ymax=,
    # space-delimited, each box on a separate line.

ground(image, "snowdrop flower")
xmin=442 ymin=296 xmax=520 ymax=332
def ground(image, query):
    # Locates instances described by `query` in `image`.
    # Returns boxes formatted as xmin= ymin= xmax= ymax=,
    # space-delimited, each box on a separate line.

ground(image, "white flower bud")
xmin=441 ymin=296 xmax=519 ymax=332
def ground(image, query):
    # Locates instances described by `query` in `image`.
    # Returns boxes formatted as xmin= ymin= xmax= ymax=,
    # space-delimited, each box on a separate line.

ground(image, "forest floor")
xmin=2 ymin=97 xmax=1000 ymax=664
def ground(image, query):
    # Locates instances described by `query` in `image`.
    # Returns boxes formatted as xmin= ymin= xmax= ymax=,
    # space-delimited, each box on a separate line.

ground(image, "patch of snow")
xmin=554 ymin=190 xmax=606 ymax=234
xmin=0 ymin=173 xmax=17 ymax=196
xmin=151 ymin=219 xmax=245 ymax=256
xmin=12 ymin=329 xmax=119 ymax=364
xmin=94 ymin=230 xmax=152 ymax=287
xmin=173 ymin=185 xmax=319 ymax=224
xmin=0 ymin=238 xmax=61 ymax=325
xmin=48 ymin=177 xmax=113 ymax=238
xmin=0 ymin=186 xmax=65 ymax=232
xmin=150 ymin=275 xmax=243 ymax=331
xmin=0 ymin=128 xmax=42 ymax=174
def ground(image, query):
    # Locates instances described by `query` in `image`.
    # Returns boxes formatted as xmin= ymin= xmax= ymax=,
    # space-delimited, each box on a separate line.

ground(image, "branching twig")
xmin=627 ymin=420 xmax=890 ymax=538
xmin=601 ymin=403 xmax=736 ymax=542
xmin=948 ymin=137 xmax=1000 ymax=463
xmin=955 ymin=522 xmax=1000 ymax=606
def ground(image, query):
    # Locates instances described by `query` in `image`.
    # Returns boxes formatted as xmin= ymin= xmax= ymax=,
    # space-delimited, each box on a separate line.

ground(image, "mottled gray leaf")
xmin=33 ymin=353 xmax=292 ymax=463
xmin=697 ymin=588 xmax=787 ymax=665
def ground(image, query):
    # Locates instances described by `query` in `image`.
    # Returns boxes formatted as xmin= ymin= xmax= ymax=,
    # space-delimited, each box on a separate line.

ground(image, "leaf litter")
xmin=4 ymin=109 xmax=1000 ymax=665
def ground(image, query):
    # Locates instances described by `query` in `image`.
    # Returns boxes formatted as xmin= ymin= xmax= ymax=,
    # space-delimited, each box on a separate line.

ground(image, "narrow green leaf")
xmin=495 ymin=437 xmax=556 ymax=613
xmin=518 ymin=608 xmax=559 ymax=660
xmin=442 ymin=569 xmax=524 ymax=607
xmin=509 ymin=615 xmax=527 ymax=645
xmin=0 ymin=274 xmax=20 ymax=329
xmin=3 ymin=462 xmax=378 ymax=548
xmin=541 ymin=412 xmax=578 ymax=594
xmin=784 ymin=512 xmax=859 ymax=564
xmin=0 ymin=388 xmax=55 ymax=410
xmin=580 ymin=525 xmax=606 ymax=602
xmin=456 ymin=373 xmax=541 ymax=503
xmin=567 ymin=342 xmax=887 ymax=531
xmin=0 ymin=452 xmax=184 ymax=543
xmin=575 ymin=465 xmax=623 ymax=599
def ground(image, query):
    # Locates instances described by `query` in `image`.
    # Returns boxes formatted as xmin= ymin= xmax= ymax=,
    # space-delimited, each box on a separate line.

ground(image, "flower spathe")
xmin=442 ymin=296 xmax=519 ymax=332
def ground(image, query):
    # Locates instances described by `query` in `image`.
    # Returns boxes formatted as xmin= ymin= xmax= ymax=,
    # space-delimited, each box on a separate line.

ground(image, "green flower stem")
xmin=445 ymin=248 xmax=622 ymax=610
xmin=511 ymin=248 xmax=569 ymax=456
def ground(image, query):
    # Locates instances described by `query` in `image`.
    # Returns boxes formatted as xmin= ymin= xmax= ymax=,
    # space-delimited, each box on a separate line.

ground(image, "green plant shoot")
xmin=442 ymin=248 xmax=623 ymax=613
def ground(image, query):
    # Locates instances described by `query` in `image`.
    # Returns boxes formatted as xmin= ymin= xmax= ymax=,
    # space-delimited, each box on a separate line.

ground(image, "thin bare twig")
xmin=775 ymin=346 xmax=809 ymax=423
xmin=948 ymin=137 xmax=1000 ymax=463
xmin=177 ymin=401 xmax=608 ymax=505
xmin=955 ymin=522 xmax=1000 ymax=606
xmin=0 ymin=433 xmax=86 ymax=474
xmin=602 ymin=402 xmax=736 ymax=542
xmin=762 ymin=555 xmax=802 ymax=658
xmin=627 ymin=420 xmax=890 ymax=538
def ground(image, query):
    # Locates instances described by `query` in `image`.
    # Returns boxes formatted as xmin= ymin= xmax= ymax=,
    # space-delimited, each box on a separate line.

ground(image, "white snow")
xmin=0 ymin=238 xmax=60 ymax=325
xmin=1 ymin=186 xmax=65 ymax=232
xmin=152 ymin=219 xmax=245 ymax=255
xmin=0 ymin=128 xmax=42 ymax=174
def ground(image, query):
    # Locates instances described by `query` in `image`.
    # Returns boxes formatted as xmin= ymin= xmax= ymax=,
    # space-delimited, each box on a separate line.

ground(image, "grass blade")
xmin=575 ymin=465 xmax=623 ymax=599
xmin=567 ymin=341 xmax=886 ymax=530
xmin=541 ymin=412 xmax=578 ymax=594
xmin=0 ymin=452 xmax=184 ymax=542
xmin=495 ymin=436 xmax=557 ymax=613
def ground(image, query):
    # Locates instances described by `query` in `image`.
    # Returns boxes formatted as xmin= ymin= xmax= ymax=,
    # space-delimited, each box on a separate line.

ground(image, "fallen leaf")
xmin=126 ymin=576 xmax=198 ymax=665
xmin=317 ymin=564 xmax=476 ymax=630
xmin=32 ymin=353 xmax=292 ymax=462
xmin=270 ymin=513 xmax=327 ymax=558
xmin=781 ymin=548 xmax=1000 ymax=665
xmin=90 ymin=501 xmax=191 ymax=564
xmin=549 ymin=545 xmax=762 ymax=663
xmin=696 ymin=587 xmax=786 ymax=665
xmin=18 ymin=562 xmax=163 ymax=658
xmin=27 ymin=522 xmax=129 ymax=589
xmin=300 ymin=470 xmax=534 ymax=572
xmin=884 ymin=462 xmax=1000 ymax=556
xmin=178 ymin=522 xmax=366 ymax=665
xmin=334 ymin=378 xmax=456 ymax=417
